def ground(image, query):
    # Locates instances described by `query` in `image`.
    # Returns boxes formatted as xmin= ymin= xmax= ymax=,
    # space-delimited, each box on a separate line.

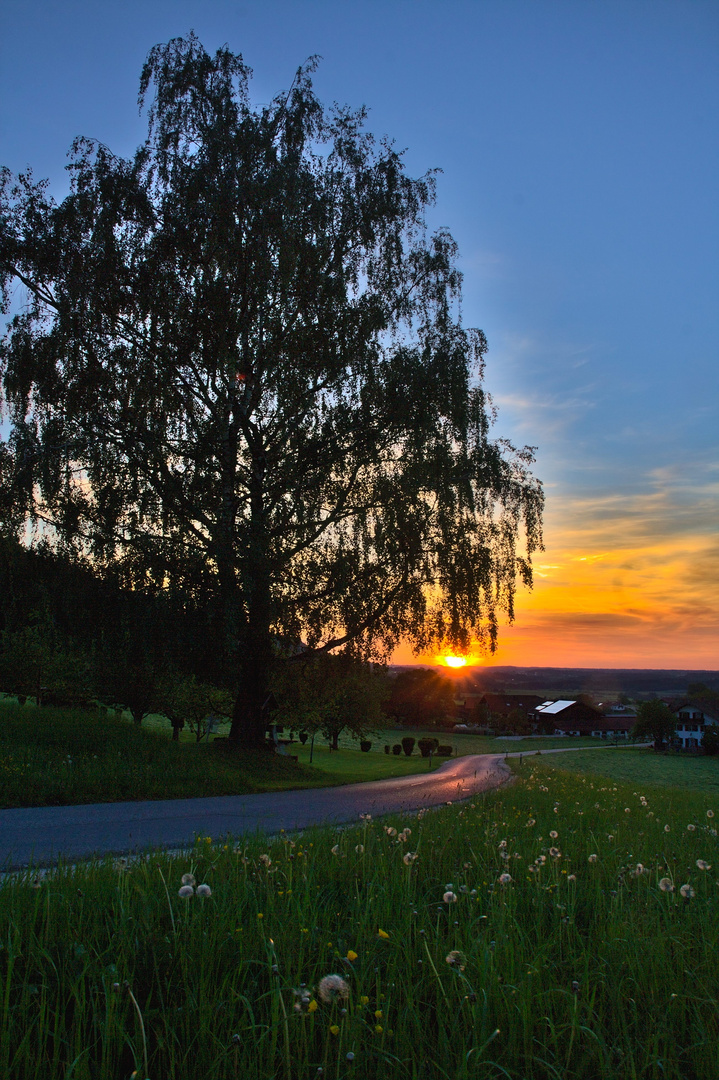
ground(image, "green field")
xmin=534 ymin=747 xmax=719 ymax=793
xmin=1 ymin=762 xmax=716 ymax=1079
xmin=0 ymin=696 xmax=650 ymax=807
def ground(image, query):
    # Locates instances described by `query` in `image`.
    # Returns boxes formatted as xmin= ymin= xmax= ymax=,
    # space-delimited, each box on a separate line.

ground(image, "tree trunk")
xmin=228 ymin=447 xmax=273 ymax=750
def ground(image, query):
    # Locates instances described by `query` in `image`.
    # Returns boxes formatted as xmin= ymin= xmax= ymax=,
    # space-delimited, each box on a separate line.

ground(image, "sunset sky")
xmin=2 ymin=0 xmax=717 ymax=669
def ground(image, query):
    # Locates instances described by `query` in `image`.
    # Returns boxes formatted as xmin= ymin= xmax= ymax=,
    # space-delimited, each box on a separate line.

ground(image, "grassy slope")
xmin=0 ymin=703 xmax=337 ymax=808
xmin=0 ymin=761 xmax=716 ymax=1079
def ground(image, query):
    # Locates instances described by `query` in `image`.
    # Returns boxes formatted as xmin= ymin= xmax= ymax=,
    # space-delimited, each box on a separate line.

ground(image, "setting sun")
xmin=443 ymin=656 xmax=467 ymax=668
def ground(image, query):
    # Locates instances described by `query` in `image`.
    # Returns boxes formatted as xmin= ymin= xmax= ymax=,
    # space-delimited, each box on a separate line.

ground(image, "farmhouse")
xmin=532 ymin=699 xmax=633 ymax=738
xmin=671 ymin=698 xmax=719 ymax=749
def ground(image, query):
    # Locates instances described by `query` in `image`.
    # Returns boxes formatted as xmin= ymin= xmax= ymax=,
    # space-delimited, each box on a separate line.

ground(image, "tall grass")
xmin=1 ymin=763 xmax=717 ymax=1078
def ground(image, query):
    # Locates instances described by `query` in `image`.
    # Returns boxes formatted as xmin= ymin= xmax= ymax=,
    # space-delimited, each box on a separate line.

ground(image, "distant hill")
xmin=388 ymin=665 xmax=719 ymax=697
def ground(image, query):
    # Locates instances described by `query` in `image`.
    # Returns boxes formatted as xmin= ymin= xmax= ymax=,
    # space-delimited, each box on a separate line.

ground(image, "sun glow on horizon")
xmin=442 ymin=655 xmax=467 ymax=668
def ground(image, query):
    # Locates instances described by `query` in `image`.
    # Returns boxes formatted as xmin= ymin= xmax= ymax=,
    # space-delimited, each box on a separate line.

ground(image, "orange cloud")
xmin=394 ymin=479 xmax=719 ymax=669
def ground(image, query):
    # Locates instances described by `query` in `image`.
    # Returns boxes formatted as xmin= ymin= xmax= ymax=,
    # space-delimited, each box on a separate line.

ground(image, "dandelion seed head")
xmin=196 ymin=883 xmax=212 ymax=898
xmin=443 ymin=891 xmax=458 ymax=903
xmin=658 ymin=877 xmax=674 ymax=892
xmin=355 ymin=844 xmax=364 ymax=854
xmin=588 ymin=854 xmax=598 ymax=863
xmin=679 ymin=884 xmax=695 ymax=898
xmin=498 ymin=873 xmax=512 ymax=885
xmin=549 ymin=831 xmax=558 ymax=839
xmin=445 ymin=950 xmax=467 ymax=971
xmin=181 ymin=873 xmax=196 ymax=886
xmin=687 ymin=824 xmax=696 ymax=831
xmin=318 ymin=974 xmax=350 ymax=1004
xmin=178 ymin=885 xmax=194 ymax=898
xmin=696 ymin=859 xmax=711 ymax=870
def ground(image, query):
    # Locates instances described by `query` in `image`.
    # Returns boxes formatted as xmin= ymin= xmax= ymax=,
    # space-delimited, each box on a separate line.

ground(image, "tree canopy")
xmin=0 ymin=33 xmax=543 ymax=747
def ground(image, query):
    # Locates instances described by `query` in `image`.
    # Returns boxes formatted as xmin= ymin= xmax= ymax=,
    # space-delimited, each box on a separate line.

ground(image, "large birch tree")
xmin=0 ymin=34 xmax=543 ymax=748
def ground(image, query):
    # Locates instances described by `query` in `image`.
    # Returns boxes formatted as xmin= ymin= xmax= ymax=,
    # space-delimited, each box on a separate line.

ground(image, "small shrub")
xmin=298 ymin=731 xmax=309 ymax=745
xmin=384 ymin=744 xmax=390 ymax=754
xmin=392 ymin=743 xmax=402 ymax=755
xmin=418 ymin=737 xmax=439 ymax=758
xmin=401 ymin=736 xmax=415 ymax=757
xmin=360 ymin=740 xmax=372 ymax=753
xmin=436 ymin=744 xmax=453 ymax=756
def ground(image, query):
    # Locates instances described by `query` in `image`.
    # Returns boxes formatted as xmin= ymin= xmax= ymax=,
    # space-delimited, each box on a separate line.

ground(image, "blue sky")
xmin=2 ymin=0 xmax=717 ymax=667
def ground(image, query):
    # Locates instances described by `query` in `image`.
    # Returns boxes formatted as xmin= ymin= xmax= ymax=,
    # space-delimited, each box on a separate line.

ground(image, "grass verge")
xmin=0 ymin=762 xmax=716 ymax=1078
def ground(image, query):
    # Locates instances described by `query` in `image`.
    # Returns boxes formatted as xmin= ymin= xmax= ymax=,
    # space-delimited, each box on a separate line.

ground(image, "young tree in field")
xmin=0 ymin=34 xmax=543 ymax=748
xmin=632 ymin=699 xmax=677 ymax=751
xmin=273 ymin=653 xmax=386 ymax=751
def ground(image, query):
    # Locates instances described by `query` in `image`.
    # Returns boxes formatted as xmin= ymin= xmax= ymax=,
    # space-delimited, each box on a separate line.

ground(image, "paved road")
xmin=0 ymin=754 xmax=512 ymax=871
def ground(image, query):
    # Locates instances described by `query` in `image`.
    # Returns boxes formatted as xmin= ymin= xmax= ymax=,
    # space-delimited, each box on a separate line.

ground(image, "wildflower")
xmin=498 ymin=873 xmax=512 ymax=885
xmin=359 ymin=813 xmax=372 ymax=822
xmin=374 ymin=1009 xmax=383 ymax=1019
xmin=549 ymin=830 xmax=558 ymax=839
xmin=397 ymin=830 xmax=410 ymax=842
xmin=443 ymin=891 xmax=457 ymax=903
xmin=696 ymin=860 xmax=711 ymax=871
xmin=196 ymin=883 xmax=212 ymax=898
xmin=259 ymin=854 xmax=271 ymax=866
xmin=588 ymin=854 xmax=598 ymax=863
xmin=535 ymin=855 xmax=546 ymax=866
xmin=664 ymin=825 xmax=670 ymax=833
xmin=257 ymin=913 xmax=264 ymax=919
xmin=658 ymin=877 xmax=674 ymax=892
xmin=446 ymin=950 xmax=467 ymax=971
xmin=375 ymin=1025 xmax=383 ymax=1034
xmin=549 ymin=847 xmax=561 ymax=859
xmin=403 ymin=852 xmax=418 ymax=865
xmin=499 ymin=840 xmax=507 ymax=849
xmin=526 ymin=818 xmax=536 ymax=827
xmin=687 ymin=824 xmax=696 ymax=831
xmin=178 ymin=885 xmax=194 ymax=898
xmin=346 ymin=949 xmax=358 ymax=962
xmin=329 ymin=1024 xmax=340 ymax=1035
xmin=707 ymin=810 xmax=714 ymax=819
xmin=318 ymin=975 xmax=350 ymax=1004
xmin=355 ymin=845 xmax=364 ymax=854
xmin=402 ymin=828 xmax=411 ymax=836
xmin=360 ymin=995 xmax=369 ymax=1005
xmin=567 ymin=874 xmax=576 ymax=882
xmin=181 ymin=873 xmax=196 ymax=886
xmin=680 ymin=884 xmax=695 ymax=898
xmin=384 ymin=826 xmax=397 ymax=836
xmin=377 ymin=928 xmax=390 ymax=939
xmin=308 ymin=999 xmax=318 ymax=1012
xmin=607 ymin=835 xmax=614 ymax=841
xmin=331 ymin=845 xmax=340 ymax=856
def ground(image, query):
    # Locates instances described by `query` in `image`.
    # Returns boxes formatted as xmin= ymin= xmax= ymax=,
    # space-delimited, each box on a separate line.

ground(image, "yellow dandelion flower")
xmin=375 ymin=1009 xmax=383 ymax=1019
xmin=330 ymin=1024 xmax=340 ymax=1035
xmin=377 ymin=928 xmax=389 ymax=939
xmin=360 ymin=995 xmax=369 ymax=1005
xmin=375 ymin=1024 xmax=383 ymax=1034
xmin=346 ymin=950 xmax=358 ymax=962
xmin=308 ymin=999 xmax=318 ymax=1012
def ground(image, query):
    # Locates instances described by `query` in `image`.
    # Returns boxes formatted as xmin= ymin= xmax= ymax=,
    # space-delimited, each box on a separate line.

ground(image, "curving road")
xmin=0 ymin=754 xmax=512 ymax=871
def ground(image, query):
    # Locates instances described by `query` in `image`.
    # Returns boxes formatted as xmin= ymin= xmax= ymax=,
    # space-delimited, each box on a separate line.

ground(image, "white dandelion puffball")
xmin=658 ymin=877 xmax=674 ymax=892
xmin=443 ymin=891 xmax=458 ymax=904
xmin=679 ymin=884 xmax=695 ymax=899
xmin=355 ymin=845 xmax=364 ymax=854
xmin=181 ymin=873 xmax=196 ymax=886
xmin=687 ymin=824 xmax=696 ymax=831
xmin=403 ymin=852 xmax=418 ymax=865
xmin=549 ymin=831 xmax=558 ymax=839
xmin=196 ymin=883 xmax=212 ymax=898
xmin=331 ymin=845 xmax=340 ymax=856
xmin=696 ymin=859 xmax=711 ymax=871
xmin=498 ymin=873 xmax=512 ymax=885
xmin=318 ymin=974 xmax=350 ymax=1003
xmin=588 ymin=854 xmax=598 ymax=863
xmin=178 ymin=885 xmax=194 ymax=898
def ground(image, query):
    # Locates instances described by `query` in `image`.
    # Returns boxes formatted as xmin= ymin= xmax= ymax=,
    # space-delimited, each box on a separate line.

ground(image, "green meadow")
xmin=1 ymin=761 xmax=717 ymax=1079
